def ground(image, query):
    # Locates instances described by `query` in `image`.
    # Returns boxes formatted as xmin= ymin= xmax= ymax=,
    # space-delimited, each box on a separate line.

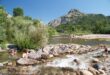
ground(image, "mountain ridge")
xmin=48 ymin=9 xmax=110 ymax=34
xmin=48 ymin=9 xmax=85 ymax=27
xmin=48 ymin=9 xmax=109 ymax=27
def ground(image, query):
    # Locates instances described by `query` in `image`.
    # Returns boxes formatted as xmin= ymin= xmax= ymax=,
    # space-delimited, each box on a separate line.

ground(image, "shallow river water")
xmin=49 ymin=36 xmax=110 ymax=46
xmin=0 ymin=49 xmax=104 ymax=75
xmin=0 ymin=37 xmax=110 ymax=75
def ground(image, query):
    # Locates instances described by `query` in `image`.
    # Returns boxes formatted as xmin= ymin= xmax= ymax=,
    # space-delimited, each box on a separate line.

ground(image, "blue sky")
xmin=0 ymin=0 xmax=110 ymax=24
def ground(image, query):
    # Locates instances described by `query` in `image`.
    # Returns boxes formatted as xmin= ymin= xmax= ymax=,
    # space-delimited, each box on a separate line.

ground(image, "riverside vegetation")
xmin=49 ymin=9 xmax=110 ymax=35
xmin=1 ymin=6 xmax=110 ymax=50
xmin=0 ymin=6 xmax=110 ymax=75
xmin=0 ymin=6 xmax=57 ymax=50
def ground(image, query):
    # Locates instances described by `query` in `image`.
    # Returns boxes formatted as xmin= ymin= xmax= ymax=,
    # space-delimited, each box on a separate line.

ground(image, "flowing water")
xmin=1 ymin=49 xmax=104 ymax=74
xmin=46 ymin=49 xmax=104 ymax=69
xmin=0 ymin=36 xmax=110 ymax=74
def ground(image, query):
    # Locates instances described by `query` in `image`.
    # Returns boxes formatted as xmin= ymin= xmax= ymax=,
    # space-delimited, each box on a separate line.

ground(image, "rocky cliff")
xmin=48 ymin=9 xmax=85 ymax=27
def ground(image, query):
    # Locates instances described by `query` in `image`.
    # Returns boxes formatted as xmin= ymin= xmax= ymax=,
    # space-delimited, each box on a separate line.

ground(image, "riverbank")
xmin=73 ymin=34 xmax=110 ymax=39
xmin=1 ymin=45 xmax=108 ymax=75
xmin=0 ymin=44 xmax=109 ymax=75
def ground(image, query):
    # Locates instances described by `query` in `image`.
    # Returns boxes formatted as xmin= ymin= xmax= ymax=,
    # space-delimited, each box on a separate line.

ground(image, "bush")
xmin=48 ymin=26 xmax=58 ymax=37
xmin=0 ymin=42 xmax=7 ymax=49
xmin=13 ymin=23 xmax=48 ymax=50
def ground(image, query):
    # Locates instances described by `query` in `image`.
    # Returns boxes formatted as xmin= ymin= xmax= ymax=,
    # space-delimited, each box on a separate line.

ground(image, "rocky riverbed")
xmin=17 ymin=44 xmax=94 ymax=65
xmin=0 ymin=44 xmax=109 ymax=75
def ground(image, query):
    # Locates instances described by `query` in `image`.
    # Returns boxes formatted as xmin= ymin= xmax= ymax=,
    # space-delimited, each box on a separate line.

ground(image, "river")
xmin=49 ymin=36 xmax=110 ymax=46
xmin=0 ymin=36 xmax=109 ymax=75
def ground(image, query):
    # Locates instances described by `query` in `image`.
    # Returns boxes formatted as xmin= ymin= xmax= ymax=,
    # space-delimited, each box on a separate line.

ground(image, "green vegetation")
xmin=48 ymin=26 xmax=58 ymax=37
xmin=13 ymin=7 xmax=24 ymax=16
xmin=0 ymin=6 xmax=51 ymax=50
xmin=2 ymin=6 xmax=110 ymax=50
xmin=56 ymin=14 xmax=110 ymax=34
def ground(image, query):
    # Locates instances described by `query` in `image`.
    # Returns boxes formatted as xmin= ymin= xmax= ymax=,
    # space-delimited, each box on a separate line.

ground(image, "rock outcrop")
xmin=48 ymin=9 xmax=85 ymax=27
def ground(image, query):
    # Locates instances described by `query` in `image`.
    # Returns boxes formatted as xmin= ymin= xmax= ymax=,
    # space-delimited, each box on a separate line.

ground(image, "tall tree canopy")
xmin=13 ymin=7 xmax=24 ymax=16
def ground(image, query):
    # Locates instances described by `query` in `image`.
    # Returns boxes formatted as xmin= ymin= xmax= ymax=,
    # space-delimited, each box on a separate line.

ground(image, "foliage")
xmin=13 ymin=7 xmax=24 ymax=16
xmin=0 ymin=7 xmax=49 ymax=50
xmin=24 ymin=16 xmax=32 ymax=20
xmin=12 ymin=17 xmax=48 ymax=49
xmin=0 ymin=41 xmax=7 ymax=49
xmin=56 ymin=14 xmax=110 ymax=34
xmin=0 ymin=6 xmax=7 ymax=42
xmin=29 ymin=25 xmax=48 ymax=48
xmin=48 ymin=26 xmax=58 ymax=37
xmin=2 ymin=6 xmax=110 ymax=50
xmin=13 ymin=31 xmax=33 ymax=49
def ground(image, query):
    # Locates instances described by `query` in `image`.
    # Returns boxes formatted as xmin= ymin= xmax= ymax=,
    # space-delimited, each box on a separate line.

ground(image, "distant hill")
xmin=48 ymin=9 xmax=85 ymax=27
xmin=48 ymin=9 xmax=110 ymax=34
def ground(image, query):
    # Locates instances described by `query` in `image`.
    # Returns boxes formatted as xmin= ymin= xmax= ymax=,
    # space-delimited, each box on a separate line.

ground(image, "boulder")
xmin=99 ymin=69 xmax=106 ymax=75
xmin=17 ymin=58 xmax=37 ymax=65
xmin=49 ymin=54 xmax=54 ymax=58
xmin=88 ymin=67 xmax=99 ymax=75
xmin=91 ymin=58 xmax=100 ymax=63
xmin=41 ymin=54 xmax=48 ymax=59
xmin=28 ymin=51 xmax=39 ymax=59
xmin=19 ymin=66 xmax=29 ymax=74
xmin=7 ymin=62 xmax=13 ymax=66
xmin=0 ymin=63 xmax=3 ymax=67
xmin=80 ymin=70 xmax=93 ymax=75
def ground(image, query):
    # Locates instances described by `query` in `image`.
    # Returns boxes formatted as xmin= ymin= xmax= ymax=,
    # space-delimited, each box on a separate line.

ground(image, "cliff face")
xmin=48 ymin=9 xmax=85 ymax=27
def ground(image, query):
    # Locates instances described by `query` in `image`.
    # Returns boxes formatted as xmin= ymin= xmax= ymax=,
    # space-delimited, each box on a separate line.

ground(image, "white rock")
xmin=0 ymin=63 xmax=3 ymax=67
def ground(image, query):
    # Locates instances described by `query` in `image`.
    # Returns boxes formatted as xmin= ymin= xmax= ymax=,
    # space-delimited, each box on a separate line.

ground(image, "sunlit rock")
xmin=17 ymin=58 xmax=37 ymax=65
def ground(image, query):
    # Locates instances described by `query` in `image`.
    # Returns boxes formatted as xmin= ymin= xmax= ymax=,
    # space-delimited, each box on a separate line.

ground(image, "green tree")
xmin=48 ymin=26 xmax=58 ymax=37
xmin=24 ymin=16 xmax=32 ymax=20
xmin=13 ymin=7 xmax=24 ymax=16
xmin=0 ymin=6 xmax=7 ymax=42
xmin=33 ymin=19 xmax=41 ymax=27
xmin=5 ymin=18 xmax=14 ymax=42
